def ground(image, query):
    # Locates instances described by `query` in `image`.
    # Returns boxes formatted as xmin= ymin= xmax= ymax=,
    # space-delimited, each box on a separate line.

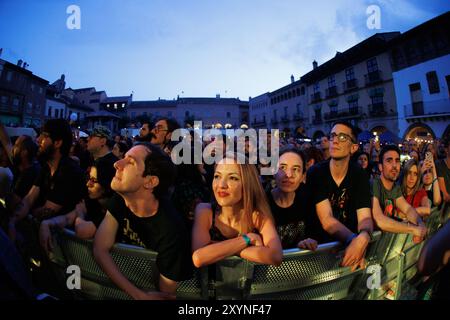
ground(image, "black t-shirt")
xmin=267 ymin=183 xmax=312 ymax=249
xmin=105 ymin=194 xmax=193 ymax=282
xmin=307 ymin=159 xmax=371 ymax=238
xmin=34 ymin=157 xmax=85 ymax=216
xmin=13 ymin=161 xmax=41 ymax=198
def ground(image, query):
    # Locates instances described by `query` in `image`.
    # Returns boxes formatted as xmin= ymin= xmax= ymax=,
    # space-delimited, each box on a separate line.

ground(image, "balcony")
xmin=368 ymin=102 xmax=388 ymax=117
xmin=325 ymin=86 xmax=338 ymax=99
xmin=281 ymin=115 xmax=290 ymax=123
xmin=312 ymin=116 xmax=322 ymax=125
xmin=324 ymin=107 xmax=362 ymax=122
xmin=292 ymin=112 xmax=304 ymax=121
xmin=310 ymin=92 xmax=322 ymax=103
xmin=343 ymin=79 xmax=358 ymax=92
xmin=404 ymin=99 xmax=450 ymax=119
xmin=251 ymin=119 xmax=267 ymax=127
xmin=364 ymin=70 xmax=383 ymax=86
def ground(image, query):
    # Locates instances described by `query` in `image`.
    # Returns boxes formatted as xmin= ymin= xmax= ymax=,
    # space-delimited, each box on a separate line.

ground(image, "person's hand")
xmin=342 ymin=234 xmax=369 ymax=271
xmin=246 ymin=233 xmax=263 ymax=246
xmin=136 ymin=291 xmax=176 ymax=300
xmin=298 ymin=238 xmax=318 ymax=251
xmin=74 ymin=217 xmax=97 ymax=239
xmin=39 ymin=220 xmax=53 ymax=254
xmin=412 ymin=224 xmax=427 ymax=243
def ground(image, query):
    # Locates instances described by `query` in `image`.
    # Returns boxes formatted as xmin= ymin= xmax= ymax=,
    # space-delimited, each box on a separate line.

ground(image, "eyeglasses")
xmin=152 ymin=125 xmax=168 ymax=134
xmin=329 ymin=132 xmax=356 ymax=143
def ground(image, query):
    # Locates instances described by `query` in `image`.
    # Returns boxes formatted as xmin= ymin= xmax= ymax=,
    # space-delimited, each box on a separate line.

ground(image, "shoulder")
xmin=194 ymin=202 xmax=213 ymax=219
xmin=307 ymin=160 xmax=328 ymax=179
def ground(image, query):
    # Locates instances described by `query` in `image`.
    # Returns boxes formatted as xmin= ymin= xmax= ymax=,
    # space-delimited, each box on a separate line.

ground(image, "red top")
xmin=405 ymin=189 xmax=428 ymax=208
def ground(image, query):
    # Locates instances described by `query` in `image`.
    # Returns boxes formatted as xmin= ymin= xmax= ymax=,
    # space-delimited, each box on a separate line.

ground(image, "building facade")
xmin=390 ymin=12 xmax=450 ymax=141
xmin=0 ymin=58 xmax=49 ymax=127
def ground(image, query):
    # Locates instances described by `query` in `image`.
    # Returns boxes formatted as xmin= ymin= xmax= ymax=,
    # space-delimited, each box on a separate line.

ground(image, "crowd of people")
xmin=0 ymin=117 xmax=449 ymax=300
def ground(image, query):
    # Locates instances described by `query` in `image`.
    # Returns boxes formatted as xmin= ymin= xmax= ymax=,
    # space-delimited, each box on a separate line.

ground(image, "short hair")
xmin=135 ymin=142 xmax=176 ymax=199
xmin=116 ymin=141 xmax=129 ymax=154
xmin=156 ymin=117 xmax=180 ymax=133
xmin=379 ymin=145 xmax=401 ymax=164
xmin=331 ymin=121 xmax=358 ymax=143
xmin=42 ymin=119 xmax=73 ymax=156
xmin=279 ymin=146 xmax=306 ymax=173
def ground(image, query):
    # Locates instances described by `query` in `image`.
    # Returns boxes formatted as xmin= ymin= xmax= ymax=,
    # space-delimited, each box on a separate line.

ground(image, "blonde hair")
xmin=215 ymin=152 xmax=273 ymax=234
xmin=401 ymin=158 xmax=422 ymax=197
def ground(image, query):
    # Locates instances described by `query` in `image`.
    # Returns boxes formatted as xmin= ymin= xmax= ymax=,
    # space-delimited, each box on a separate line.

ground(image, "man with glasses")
xmin=371 ymin=145 xmax=426 ymax=242
xmin=307 ymin=121 xmax=373 ymax=271
xmin=150 ymin=118 xmax=180 ymax=152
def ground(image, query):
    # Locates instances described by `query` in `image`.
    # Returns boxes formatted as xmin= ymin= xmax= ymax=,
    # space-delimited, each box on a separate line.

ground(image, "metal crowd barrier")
xmin=48 ymin=207 xmax=443 ymax=300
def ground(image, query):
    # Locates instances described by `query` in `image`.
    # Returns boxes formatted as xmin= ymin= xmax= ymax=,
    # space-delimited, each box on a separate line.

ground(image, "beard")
xmin=38 ymin=144 xmax=55 ymax=162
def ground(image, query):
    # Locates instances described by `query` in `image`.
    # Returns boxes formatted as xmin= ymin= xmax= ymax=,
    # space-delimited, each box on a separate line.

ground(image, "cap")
xmin=90 ymin=126 xmax=111 ymax=140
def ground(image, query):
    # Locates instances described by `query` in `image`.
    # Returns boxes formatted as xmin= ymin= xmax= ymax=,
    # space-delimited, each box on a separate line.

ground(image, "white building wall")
xmin=45 ymin=98 xmax=66 ymax=119
xmin=393 ymin=54 xmax=450 ymax=138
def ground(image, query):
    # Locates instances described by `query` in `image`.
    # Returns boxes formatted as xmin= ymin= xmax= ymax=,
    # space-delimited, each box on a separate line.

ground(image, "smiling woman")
xmin=191 ymin=152 xmax=282 ymax=268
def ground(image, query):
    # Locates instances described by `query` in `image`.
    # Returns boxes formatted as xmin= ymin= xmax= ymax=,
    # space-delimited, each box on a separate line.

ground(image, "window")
xmin=30 ymin=84 xmax=35 ymax=92
xmin=371 ymin=96 xmax=384 ymax=105
xmin=227 ymin=112 xmax=231 ymax=118
xmin=409 ymin=83 xmax=421 ymax=92
xmin=1 ymin=96 xmax=7 ymax=104
xmin=313 ymin=82 xmax=320 ymax=93
xmin=0 ymin=64 xmax=3 ymax=77
xmin=301 ymin=87 xmax=305 ymax=95
xmin=348 ymin=100 xmax=358 ymax=111
xmin=122 ymin=103 xmax=125 ymax=108
xmin=366 ymin=58 xmax=379 ymax=73
xmin=48 ymin=107 xmax=52 ymax=117
xmin=345 ymin=67 xmax=355 ymax=81
xmin=273 ymin=109 xmax=277 ymax=119
xmin=296 ymin=103 xmax=301 ymax=114
xmin=6 ymin=71 xmax=13 ymax=82
xmin=39 ymin=87 xmax=44 ymax=95
xmin=328 ymin=75 xmax=336 ymax=88
xmin=89 ymin=99 xmax=100 ymax=103
xmin=392 ymin=48 xmax=405 ymax=67
xmin=426 ymin=71 xmax=440 ymax=94
xmin=131 ymin=112 xmax=136 ymax=118
xmin=35 ymin=104 xmax=40 ymax=113
xmin=12 ymin=98 xmax=19 ymax=109
xmin=185 ymin=111 xmax=190 ymax=117
xmin=26 ymin=102 xmax=32 ymax=113
xmin=168 ymin=111 xmax=172 ymax=117
xmin=55 ymin=109 xmax=59 ymax=118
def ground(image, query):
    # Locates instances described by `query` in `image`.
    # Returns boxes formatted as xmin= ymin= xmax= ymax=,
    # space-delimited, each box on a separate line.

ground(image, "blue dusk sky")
xmin=0 ymin=0 xmax=449 ymax=101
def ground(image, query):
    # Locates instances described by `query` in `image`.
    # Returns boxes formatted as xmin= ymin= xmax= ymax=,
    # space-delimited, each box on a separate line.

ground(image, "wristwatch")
xmin=359 ymin=229 xmax=373 ymax=242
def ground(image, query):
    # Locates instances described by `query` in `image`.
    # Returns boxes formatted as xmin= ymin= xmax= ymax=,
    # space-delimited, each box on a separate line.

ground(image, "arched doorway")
xmin=370 ymin=125 xmax=387 ymax=136
xmin=404 ymin=123 xmax=436 ymax=143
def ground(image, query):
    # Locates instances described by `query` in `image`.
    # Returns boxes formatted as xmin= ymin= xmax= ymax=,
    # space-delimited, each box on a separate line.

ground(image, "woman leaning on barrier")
xmin=400 ymin=158 xmax=431 ymax=218
xmin=267 ymin=147 xmax=318 ymax=250
xmin=39 ymin=161 xmax=115 ymax=253
xmin=191 ymin=152 xmax=283 ymax=268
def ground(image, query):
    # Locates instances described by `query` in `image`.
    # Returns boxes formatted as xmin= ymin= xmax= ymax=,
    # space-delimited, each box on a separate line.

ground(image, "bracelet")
xmin=432 ymin=178 xmax=438 ymax=184
xmin=242 ymin=234 xmax=251 ymax=246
